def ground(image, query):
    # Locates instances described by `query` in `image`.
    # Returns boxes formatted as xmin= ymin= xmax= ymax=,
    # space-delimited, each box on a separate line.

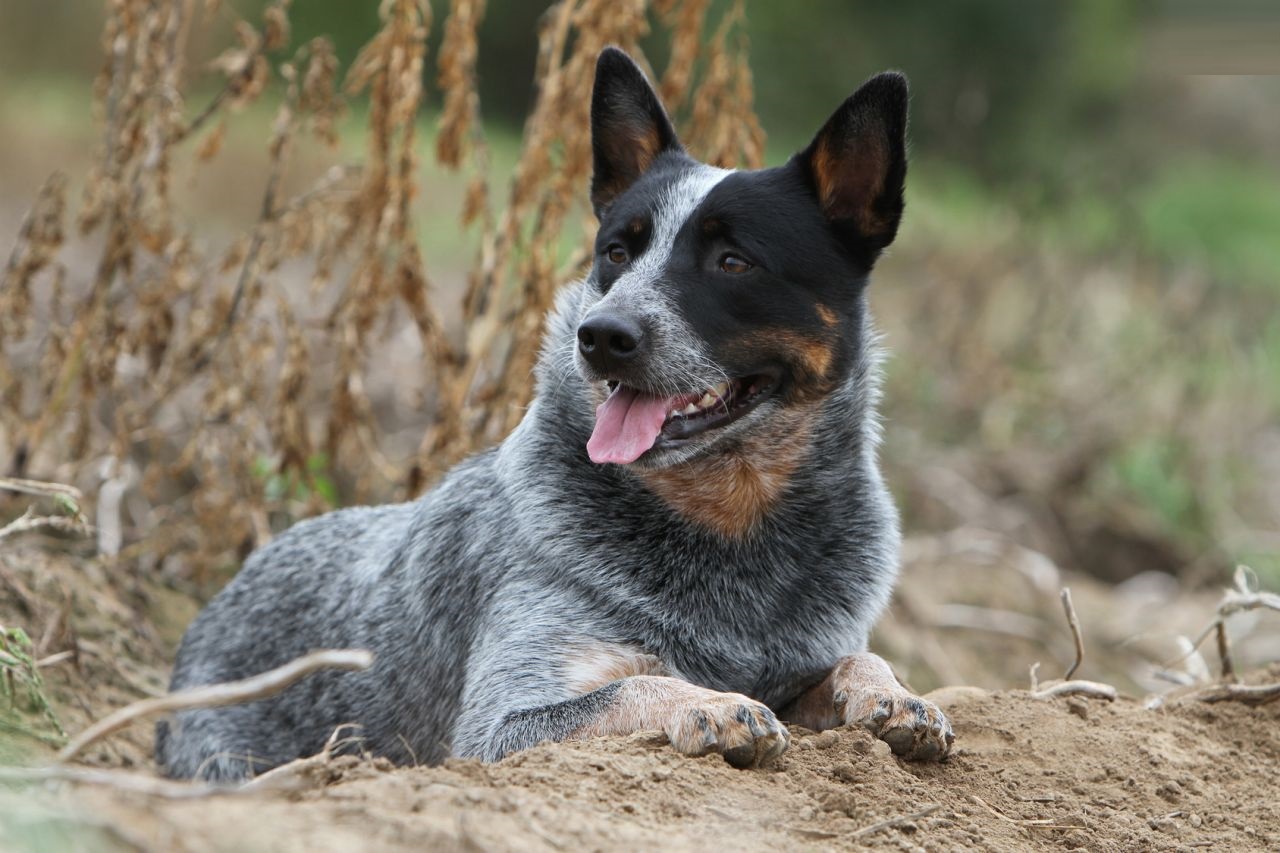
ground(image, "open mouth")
xmin=586 ymin=371 xmax=779 ymax=465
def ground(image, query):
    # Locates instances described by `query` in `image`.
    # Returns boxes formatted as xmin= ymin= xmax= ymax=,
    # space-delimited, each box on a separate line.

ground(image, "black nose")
xmin=577 ymin=313 xmax=646 ymax=372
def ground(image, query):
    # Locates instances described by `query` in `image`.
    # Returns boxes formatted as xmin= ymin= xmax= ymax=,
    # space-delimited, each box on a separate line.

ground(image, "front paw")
xmin=838 ymin=687 xmax=953 ymax=761
xmin=667 ymin=693 xmax=789 ymax=768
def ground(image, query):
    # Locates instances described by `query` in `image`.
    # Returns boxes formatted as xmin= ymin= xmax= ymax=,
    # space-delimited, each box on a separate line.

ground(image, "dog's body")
xmin=158 ymin=49 xmax=952 ymax=781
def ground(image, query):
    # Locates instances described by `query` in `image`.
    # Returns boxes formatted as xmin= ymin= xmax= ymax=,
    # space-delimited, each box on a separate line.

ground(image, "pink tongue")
xmin=587 ymin=385 xmax=675 ymax=465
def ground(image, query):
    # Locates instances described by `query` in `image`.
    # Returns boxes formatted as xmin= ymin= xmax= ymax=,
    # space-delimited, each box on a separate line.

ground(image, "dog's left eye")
xmin=719 ymin=254 xmax=752 ymax=274
xmin=606 ymin=244 xmax=628 ymax=264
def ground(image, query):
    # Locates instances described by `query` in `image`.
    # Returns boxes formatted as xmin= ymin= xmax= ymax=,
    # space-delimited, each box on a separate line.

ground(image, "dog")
xmin=157 ymin=47 xmax=953 ymax=781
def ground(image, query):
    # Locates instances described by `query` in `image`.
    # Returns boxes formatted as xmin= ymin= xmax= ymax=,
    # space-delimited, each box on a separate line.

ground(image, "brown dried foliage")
xmin=0 ymin=0 xmax=766 ymax=580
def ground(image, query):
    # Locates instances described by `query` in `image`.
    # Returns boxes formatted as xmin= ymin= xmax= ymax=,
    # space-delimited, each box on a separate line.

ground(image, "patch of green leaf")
xmin=0 ymin=625 xmax=66 ymax=748
xmin=1109 ymin=437 xmax=1204 ymax=538
xmin=1135 ymin=160 xmax=1280 ymax=293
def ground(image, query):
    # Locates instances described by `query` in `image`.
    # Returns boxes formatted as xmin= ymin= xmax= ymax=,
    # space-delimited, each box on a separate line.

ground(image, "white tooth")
xmin=681 ymin=403 xmax=700 ymax=415
xmin=713 ymin=381 xmax=730 ymax=398
xmin=698 ymin=392 xmax=717 ymax=409
xmin=669 ymin=409 xmax=681 ymax=418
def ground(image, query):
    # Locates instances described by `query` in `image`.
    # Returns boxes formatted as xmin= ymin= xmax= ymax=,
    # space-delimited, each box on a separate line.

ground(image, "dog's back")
xmin=159 ymin=456 xmax=504 ymax=779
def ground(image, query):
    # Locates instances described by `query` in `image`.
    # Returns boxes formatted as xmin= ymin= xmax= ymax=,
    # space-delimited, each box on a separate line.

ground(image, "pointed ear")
xmin=590 ymin=47 xmax=682 ymax=217
xmin=797 ymin=72 xmax=908 ymax=255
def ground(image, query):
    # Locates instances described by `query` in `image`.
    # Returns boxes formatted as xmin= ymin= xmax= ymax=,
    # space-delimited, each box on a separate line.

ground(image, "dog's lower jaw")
xmin=635 ymin=400 xmax=817 ymax=538
xmin=780 ymin=652 xmax=954 ymax=762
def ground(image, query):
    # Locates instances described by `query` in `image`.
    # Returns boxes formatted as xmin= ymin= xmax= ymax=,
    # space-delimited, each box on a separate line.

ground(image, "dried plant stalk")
xmin=0 ymin=0 xmax=768 ymax=578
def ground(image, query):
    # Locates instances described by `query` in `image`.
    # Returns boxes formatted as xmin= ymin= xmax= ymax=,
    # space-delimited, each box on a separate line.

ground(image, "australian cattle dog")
xmin=158 ymin=47 xmax=953 ymax=780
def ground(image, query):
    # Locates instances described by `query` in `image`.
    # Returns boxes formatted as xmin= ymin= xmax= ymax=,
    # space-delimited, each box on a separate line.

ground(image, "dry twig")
xmin=853 ymin=804 xmax=942 ymax=840
xmin=0 ymin=477 xmax=83 ymax=502
xmin=1059 ymin=587 xmax=1084 ymax=680
xmin=1032 ymin=680 xmax=1118 ymax=701
xmin=0 ymin=508 xmax=92 ymax=543
xmin=56 ymin=649 xmax=373 ymax=764
xmin=1183 ymin=682 xmax=1280 ymax=706
xmin=1162 ymin=566 xmax=1280 ymax=675
xmin=971 ymin=795 xmax=1081 ymax=832
xmin=0 ymin=765 xmax=245 ymax=799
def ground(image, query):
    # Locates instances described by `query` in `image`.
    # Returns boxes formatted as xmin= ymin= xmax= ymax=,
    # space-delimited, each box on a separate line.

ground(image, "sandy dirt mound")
xmin=3 ymin=539 xmax=1279 ymax=851
xmin=5 ymin=680 xmax=1279 ymax=851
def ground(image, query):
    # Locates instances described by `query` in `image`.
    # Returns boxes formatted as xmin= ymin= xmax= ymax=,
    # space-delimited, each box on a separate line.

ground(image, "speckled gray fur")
xmin=158 ymin=52 xmax=908 ymax=781
xmin=156 ymin=276 xmax=898 ymax=780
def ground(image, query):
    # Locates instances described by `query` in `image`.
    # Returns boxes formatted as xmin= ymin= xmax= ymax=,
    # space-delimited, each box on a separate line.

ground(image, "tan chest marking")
xmin=638 ymin=406 xmax=815 ymax=538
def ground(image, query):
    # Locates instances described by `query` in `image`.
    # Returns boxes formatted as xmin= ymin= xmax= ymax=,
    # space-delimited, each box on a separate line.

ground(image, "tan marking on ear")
xmin=595 ymin=126 xmax=666 ymax=209
xmin=638 ymin=404 xmax=816 ymax=538
xmin=815 ymin=304 xmax=838 ymax=328
xmin=562 ymin=642 xmax=668 ymax=695
xmin=812 ymin=135 xmax=890 ymax=236
xmin=811 ymin=139 xmax=841 ymax=216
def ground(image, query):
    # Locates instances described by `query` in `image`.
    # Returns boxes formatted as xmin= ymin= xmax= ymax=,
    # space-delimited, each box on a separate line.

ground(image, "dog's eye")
xmin=719 ymin=254 xmax=752 ymax=274
xmin=605 ymin=244 xmax=628 ymax=265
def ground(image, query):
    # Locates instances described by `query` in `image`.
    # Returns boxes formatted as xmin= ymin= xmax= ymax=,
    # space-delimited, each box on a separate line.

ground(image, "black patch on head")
xmin=590 ymin=47 xmax=683 ymax=217
xmin=794 ymin=71 xmax=908 ymax=264
xmin=645 ymin=167 xmax=872 ymax=399
xmin=590 ymin=155 xmax=696 ymax=294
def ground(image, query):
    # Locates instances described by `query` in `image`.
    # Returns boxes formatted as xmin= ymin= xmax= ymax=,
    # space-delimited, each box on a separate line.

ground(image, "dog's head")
xmin=575 ymin=47 xmax=907 ymax=471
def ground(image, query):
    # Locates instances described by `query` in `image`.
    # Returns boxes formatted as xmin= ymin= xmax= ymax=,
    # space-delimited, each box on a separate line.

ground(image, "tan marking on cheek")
xmin=735 ymin=330 xmax=836 ymax=392
xmin=639 ymin=406 xmax=816 ymax=538
xmin=815 ymin=304 xmax=838 ymax=328
xmin=562 ymin=642 xmax=668 ymax=695
xmin=792 ymin=335 xmax=834 ymax=379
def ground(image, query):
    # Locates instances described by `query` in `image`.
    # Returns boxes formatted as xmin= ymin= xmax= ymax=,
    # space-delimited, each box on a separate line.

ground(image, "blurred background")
xmin=0 ymin=0 xmax=1278 ymax=732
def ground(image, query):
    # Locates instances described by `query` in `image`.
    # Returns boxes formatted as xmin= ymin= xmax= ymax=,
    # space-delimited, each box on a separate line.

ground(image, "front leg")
xmin=481 ymin=675 xmax=789 ymax=768
xmin=780 ymin=652 xmax=953 ymax=761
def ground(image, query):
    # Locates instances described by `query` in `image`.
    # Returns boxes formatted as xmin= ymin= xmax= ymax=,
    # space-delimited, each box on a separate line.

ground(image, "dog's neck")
xmin=516 ymin=297 xmax=886 ymax=544
xmin=631 ymin=401 xmax=819 ymax=538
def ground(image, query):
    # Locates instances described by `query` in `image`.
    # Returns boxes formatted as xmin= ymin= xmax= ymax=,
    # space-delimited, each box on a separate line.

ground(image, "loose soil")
xmin=2 ymin=539 xmax=1278 ymax=852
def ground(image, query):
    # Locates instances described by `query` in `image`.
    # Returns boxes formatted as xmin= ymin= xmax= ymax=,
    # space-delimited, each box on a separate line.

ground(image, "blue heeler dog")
xmin=157 ymin=47 xmax=954 ymax=781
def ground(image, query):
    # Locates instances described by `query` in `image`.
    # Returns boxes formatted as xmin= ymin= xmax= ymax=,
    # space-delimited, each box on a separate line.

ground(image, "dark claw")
xmin=723 ymin=744 xmax=757 ymax=769
xmin=862 ymin=697 xmax=894 ymax=735
xmin=914 ymin=739 xmax=942 ymax=761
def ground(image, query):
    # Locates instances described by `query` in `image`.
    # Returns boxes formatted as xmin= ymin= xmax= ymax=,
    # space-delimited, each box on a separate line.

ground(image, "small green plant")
xmin=252 ymin=452 xmax=340 ymax=509
xmin=0 ymin=625 xmax=66 ymax=747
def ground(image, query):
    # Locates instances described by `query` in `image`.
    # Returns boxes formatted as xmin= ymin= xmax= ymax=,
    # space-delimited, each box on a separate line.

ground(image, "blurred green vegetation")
xmin=0 ymin=1 xmax=1276 ymax=585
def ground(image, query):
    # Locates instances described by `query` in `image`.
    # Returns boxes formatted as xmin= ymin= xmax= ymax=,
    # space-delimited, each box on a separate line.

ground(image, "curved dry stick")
xmin=56 ymin=648 xmax=373 ymax=764
xmin=0 ymin=765 xmax=241 ymax=799
xmin=853 ymin=804 xmax=942 ymax=839
xmin=1032 ymin=680 xmax=1117 ymax=701
xmin=1186 ymin=682 xmax=1280 ymax=706
xmin=1059 ymin=588 xmax=1084 ymax=680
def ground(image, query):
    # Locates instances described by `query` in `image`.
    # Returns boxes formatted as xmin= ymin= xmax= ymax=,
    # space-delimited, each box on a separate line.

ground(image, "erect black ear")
xmin=796 ymin=71 xmax=908 ymax=255
xmin=590 ymin=46 xmax=682 ymax=217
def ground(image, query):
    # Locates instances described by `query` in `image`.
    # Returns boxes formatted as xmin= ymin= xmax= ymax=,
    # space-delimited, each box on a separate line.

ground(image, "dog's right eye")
xmin=605 ymin=244 xmax=628 ymax=265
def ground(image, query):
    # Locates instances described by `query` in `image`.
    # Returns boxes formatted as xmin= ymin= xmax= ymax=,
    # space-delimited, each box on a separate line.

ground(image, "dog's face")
xmin=576 ymin=48 xmax=907 ymax=470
